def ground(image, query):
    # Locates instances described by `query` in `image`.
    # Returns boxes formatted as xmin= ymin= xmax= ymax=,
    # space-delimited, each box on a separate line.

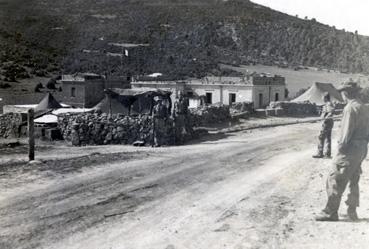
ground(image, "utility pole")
xmin=28 ymin=109 xmax=35 ymax=161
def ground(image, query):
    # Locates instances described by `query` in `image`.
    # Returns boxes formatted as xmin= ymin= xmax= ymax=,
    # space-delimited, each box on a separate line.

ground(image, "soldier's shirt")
xmin=321 ymin=101 xmax=335 ymax=119
xmin=338 ymin=99 xmax=369 ymax=152
xmin=153 ymin=104 xmax=168 ymax=118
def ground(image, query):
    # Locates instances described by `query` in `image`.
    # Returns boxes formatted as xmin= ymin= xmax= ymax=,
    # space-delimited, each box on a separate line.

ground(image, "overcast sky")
xmin=252 ymin=0 xmax=369 ymax=36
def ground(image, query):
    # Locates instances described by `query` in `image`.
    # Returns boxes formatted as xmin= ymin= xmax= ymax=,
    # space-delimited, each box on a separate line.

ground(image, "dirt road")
xmin=1 ymin=122 xmax=369 ymax=249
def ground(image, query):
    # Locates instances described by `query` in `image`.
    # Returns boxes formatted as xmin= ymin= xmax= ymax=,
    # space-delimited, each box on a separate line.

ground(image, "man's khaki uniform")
xmin=317 ymin=102 xmax=335 ymax=157
xmin=173 ymin=96 xmax=189 ymax=145
xmin=152 ymin=101 xmax=168 ymax=147
xmin=324 ymin=99 xmax=369 ymax=214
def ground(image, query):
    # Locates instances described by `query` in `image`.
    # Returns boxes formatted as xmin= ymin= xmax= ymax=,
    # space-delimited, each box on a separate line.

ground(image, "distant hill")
xmin=1 ymin=0 xmax=369 ymax=82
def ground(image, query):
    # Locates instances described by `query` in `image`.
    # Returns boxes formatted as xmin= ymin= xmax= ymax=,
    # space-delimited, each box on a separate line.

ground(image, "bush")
xmin=46 ymin=78 xmax=57 ymax=89
xmin=34 ymin=82 xmax=43 ymax=92
xmin=0 ymin=83 xmax=11 ymax=89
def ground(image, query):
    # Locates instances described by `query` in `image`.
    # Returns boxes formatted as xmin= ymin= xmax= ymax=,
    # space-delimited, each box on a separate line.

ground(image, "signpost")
xmin=28 ymin=109 xmax=35 ymax=161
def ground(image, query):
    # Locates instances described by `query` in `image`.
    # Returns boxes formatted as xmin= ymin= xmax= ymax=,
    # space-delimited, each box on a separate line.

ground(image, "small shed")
xmin=94 ymin=88 xmax=172 ymax=115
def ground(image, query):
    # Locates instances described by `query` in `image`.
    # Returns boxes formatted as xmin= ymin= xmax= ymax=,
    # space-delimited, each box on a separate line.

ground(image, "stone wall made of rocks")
xmin=189 ymin=104 xmax=231 ymax=126
xmin=57 ymin=113 xmax=175 ymax=146
xmin=0 ymin=113 xmax=24 ymax=138
xmin=230 ymin=102 xmax=254 ymax=115
xmin=268 ymin=101 xmax=318 ymax=116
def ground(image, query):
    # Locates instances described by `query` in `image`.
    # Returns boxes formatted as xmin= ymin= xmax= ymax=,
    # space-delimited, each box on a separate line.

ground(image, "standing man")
xmin=152 ymin=98 xmax=168 ymax=147
xmin=315 ymin=82 xmax=369 ymax=221
xmin=172 ymin=92 xmax=189 ymax=145
xmin=313 ymin=93 xmax=335 ymax=158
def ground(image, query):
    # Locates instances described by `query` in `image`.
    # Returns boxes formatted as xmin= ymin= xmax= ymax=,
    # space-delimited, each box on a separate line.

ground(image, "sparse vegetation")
xmin=34 ymin=82 xmax=44 ymax=92
xmin=1 ymin=0 xmax=369 ymax=80
xmin=46 ymin=78 xmax=57 ymax=90
xmin=0 ymin=83 xmax=11 ymax=89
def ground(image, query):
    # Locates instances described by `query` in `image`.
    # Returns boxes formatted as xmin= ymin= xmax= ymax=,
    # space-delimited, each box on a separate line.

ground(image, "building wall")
xmin=131 ymin=81 xmax=185 ymax=106
xmin=61 ymin=82 xmax=86 ymax=107
xmin=132 ymin=77 xmax=285 ymax=108
xmin=189 ymin=85 xmax=222 ymax=104
xmin=222 ymin=86 xmax=253 ymax=105
xmin=252 ymin=85 xmax=286 ymax=108
xmin=84 ymin=80 xmax=105 ymax=107
xmin=105 ymin=76 xmax=131 ymax=89
xmin=61 ymin=79 xmax=105 ymax=108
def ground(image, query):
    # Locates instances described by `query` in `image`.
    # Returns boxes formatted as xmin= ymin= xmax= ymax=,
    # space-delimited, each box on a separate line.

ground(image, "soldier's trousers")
xmin=317 ymin=119 xmax=333 ymax=156
xmin=324 ymin=140 xmax=368 ymax=215
xmin=153 ymin=118 xmax=166 ymax=146
xmin=174 ymin=115 xmax=186 ymax=145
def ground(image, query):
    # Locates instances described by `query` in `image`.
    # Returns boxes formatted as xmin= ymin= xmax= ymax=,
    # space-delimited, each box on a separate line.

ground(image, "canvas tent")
xmin=94 ymin=88 xmax=172 ymax=115
xmin=292 ymin=82 xmax=343 ymax=105
xmin=34 ymin=93 xmax=63 ymax=112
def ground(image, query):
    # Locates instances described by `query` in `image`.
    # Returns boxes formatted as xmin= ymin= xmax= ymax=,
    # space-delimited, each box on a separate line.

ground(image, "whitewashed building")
xmin=131 ymin=74 xmax=286 ymax=109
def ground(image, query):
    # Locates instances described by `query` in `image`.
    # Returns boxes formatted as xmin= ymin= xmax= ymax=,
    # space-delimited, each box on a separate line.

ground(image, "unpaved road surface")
xmin=1 ymin=123 xmax=369 ymax=249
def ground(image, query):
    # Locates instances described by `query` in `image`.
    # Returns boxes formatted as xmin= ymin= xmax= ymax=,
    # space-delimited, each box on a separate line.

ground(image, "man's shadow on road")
xmin=339 ymin=217 xmax=369 ymax=223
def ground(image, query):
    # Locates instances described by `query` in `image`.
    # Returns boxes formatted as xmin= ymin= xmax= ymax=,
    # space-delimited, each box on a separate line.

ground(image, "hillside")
xmin=222 ymin=64 xmax=369 ymax=96
xmin=1 ymin=0 xmax=369 ymax=83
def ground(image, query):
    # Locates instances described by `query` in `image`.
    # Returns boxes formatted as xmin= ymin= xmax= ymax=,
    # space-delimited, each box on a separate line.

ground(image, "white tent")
xmin=292 ymin=82 xmax=344 ymax=105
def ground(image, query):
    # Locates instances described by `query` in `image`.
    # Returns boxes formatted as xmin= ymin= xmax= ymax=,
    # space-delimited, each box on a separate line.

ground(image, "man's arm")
xmin=337 ymin=106 xmax=356 ymax=152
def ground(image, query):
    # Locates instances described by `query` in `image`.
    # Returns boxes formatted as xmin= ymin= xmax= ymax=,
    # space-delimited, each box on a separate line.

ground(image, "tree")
xmin=34 ymin=82 xmax=43 ymax=92
xmin=46 ymin=78 xmax=57 ymax=89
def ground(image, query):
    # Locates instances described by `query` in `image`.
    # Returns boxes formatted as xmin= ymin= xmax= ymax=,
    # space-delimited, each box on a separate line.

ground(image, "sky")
xmin=251 ymin=0 xmax=369 ymax=36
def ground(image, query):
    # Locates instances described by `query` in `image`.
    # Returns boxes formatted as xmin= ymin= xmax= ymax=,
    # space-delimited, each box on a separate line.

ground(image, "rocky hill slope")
xmin=1 ymin=0 xmax=369 ymax=82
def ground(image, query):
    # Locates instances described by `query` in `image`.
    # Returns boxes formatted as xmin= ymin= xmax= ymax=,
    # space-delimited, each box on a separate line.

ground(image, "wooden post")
xmin=28 ymin=109 xmax=35 ymax=161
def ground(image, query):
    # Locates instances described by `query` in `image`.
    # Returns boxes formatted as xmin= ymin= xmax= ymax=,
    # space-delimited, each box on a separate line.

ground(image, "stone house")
xmin=60 ymin=73 xmax=105 ymax=108
xmin=60 ymin=73 xmax=130 ymax=108
xmin=131 ymin=74 xmax=286 ymax=109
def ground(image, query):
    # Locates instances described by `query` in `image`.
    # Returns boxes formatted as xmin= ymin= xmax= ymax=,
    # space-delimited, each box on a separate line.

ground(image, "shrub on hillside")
xmin=34 ymin=82 xmax=44 ymax=92
xmin=0 ymin=83 xmax=11 ymax=89
xmin=46 ymin=78 xmax=57 ymax=89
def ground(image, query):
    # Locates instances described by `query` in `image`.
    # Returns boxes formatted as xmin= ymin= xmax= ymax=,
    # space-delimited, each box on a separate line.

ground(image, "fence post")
xmin=28 ymin=109 xmax=35 ymax=161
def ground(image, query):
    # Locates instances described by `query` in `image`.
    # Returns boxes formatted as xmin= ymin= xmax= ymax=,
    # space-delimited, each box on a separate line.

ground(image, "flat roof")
xmin=62 ymin=73 xmax=102 ymax=82
xmin=108 ymin=42 xmax=149 ymax=48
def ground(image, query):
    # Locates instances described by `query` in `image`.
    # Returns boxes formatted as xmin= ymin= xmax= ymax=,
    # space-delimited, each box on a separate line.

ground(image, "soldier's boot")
xmin=347 ymin=206 xmax=359 ymax=221
xmin=315 ymin=210 xmax=339 ymax=221
xmin=324 ymin=153 xmax=332 ymax=159
xmin=312 ymin=153 xmax=324 ymax=158
xmin=325 ymin=145 xmax=332 ymax=158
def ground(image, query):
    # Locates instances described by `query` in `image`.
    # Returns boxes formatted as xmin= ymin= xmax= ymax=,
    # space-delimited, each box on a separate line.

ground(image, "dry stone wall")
xmin=57 ymin=112 xmax=175 ymax=146
xmin=230 ymin=102 xmax=254 ymax=115
xmin=189 ymin=104 xmax=231 ymax=126
xmin=0 ymin=113 xmax=24 ymax=138
xmin=268 ymin=101 xmax=318 ymax=116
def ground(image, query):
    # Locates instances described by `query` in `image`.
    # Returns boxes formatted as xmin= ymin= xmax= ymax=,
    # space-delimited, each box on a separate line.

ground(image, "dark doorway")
xmin=258 ymin=93 xmax=263 ymax=107
xmin=229 ymin=93 xmax=236 ymax=104
xmin=71 ymin=87 xmax=76 ymax=97
xmin=206 ymin=92 xmax=212 ymax=104
xmin=275 ymin=92 xmax=279 ymax=101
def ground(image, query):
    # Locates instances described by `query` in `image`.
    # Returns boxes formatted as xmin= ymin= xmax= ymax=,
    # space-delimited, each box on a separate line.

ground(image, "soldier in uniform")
xmin=315 ymin=82 xmax=369 ymax=221
xmin=172 ymin=92 xmax=189 ymax=145
xmin=152 ymin=98 xmax=168 ymax=147
xmin=313 ymin=93 xmax=335 ymax=158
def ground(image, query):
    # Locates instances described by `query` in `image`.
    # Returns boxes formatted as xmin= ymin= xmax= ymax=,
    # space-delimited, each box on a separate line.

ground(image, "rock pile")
xmin=57 ymin=113 xmax=175 ymax=146
xmin=230 ymin=102 xmax=254 ymax=115
xmin=269 ymin=101 xmax=318 ymax=116
xmin=0 ymin=113 xmax=23 ymax=138
xmin=190 ymin=104 xmax=231 ymax=126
